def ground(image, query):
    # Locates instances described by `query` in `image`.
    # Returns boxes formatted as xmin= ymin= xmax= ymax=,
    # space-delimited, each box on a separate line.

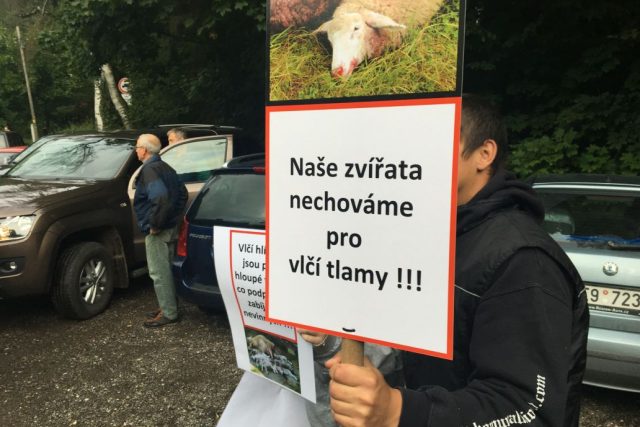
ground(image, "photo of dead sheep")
xmin=245 ymin=328 xmax=301 ymax=394
xmin=269 ymin=0 xmax=461 ymax=101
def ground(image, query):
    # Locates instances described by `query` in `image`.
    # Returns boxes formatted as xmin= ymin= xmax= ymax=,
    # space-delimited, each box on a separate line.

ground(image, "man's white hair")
xmin=137 ymin=134 xmax=162 ymax=154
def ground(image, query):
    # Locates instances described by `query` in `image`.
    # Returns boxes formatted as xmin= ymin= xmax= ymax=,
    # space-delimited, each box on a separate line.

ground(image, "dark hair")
xmin=461 ymin=94 xmax=508 ymax=173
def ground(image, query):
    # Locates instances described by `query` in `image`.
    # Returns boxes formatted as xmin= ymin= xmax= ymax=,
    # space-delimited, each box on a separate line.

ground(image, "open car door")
xmin=127 ymin=135 xmax=234 ymax=261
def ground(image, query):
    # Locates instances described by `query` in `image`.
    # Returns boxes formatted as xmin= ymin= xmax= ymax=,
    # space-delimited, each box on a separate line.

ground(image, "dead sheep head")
xmin=314 ymin=10 xmax=406 ymax=79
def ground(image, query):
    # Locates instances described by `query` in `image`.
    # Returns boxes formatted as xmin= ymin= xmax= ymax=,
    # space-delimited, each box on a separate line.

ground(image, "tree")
xmin=464 ymin=0 xmax=640 ymax=175
xmin=0 ymin=0 xmax=96 ymax=138
xmin=45 ymin=0 xmax=266 ymax=149
xmin=3 ymin=0 xmax=638 ymax=172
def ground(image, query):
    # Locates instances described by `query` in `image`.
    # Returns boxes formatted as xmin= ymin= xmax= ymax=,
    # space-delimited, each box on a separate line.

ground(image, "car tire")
xmin=51 ymin=242 xmax=115 ymax=319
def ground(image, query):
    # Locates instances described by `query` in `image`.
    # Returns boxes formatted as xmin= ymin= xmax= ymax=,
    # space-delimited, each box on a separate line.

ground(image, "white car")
xmin=533 ymin=174 xmax=640 ymax=393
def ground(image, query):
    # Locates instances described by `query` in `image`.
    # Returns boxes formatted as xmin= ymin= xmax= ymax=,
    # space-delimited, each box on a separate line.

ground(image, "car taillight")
xmin=176 ymin=217 xmax=189 ymax=257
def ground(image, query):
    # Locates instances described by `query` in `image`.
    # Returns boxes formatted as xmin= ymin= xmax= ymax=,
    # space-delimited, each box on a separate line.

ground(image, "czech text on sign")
xmin=214 ymin=227 xmax=316 ymax=400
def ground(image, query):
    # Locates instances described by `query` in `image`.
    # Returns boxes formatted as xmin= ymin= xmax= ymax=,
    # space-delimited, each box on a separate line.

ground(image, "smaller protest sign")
xmin=214 ymin=227 xmax=316 ymax=401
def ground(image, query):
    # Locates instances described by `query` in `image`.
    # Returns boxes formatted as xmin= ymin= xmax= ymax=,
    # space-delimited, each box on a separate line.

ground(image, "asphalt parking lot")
xmin=1 ymin=279 xmax=639 ymax=426
xmin=0 ymin=279 xmax=241 ymax=426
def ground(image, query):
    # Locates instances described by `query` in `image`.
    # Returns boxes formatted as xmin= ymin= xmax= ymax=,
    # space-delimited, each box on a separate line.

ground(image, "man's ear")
xmin=475 ymin=139 xmax=498 ymax=172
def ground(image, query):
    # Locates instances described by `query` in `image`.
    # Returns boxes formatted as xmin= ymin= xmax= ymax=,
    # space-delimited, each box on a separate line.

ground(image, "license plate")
xmin=585 ymin=284 xmax=640 ymax=316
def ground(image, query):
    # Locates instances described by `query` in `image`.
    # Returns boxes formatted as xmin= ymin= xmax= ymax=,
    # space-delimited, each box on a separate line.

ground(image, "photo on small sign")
xmin=245 ymin=328 xmax=302 ymax=394
xmin=268 ymin=0 xmax=462 ymax=101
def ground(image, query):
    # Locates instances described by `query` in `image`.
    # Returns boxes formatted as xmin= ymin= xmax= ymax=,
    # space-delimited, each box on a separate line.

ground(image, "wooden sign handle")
xmin=340 ymin=339 xmax=364 ymax=366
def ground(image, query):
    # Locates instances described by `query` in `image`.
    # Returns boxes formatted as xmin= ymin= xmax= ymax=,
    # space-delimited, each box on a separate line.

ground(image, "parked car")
xmin=0 ymin=146 xmax=27 ymax=166
xmin=0 ymin=130 xmax=24 ymax=148
xmin=532 ymin=174 xmax=640 ymax=393
xmin=172 ymin=153 xmax=265 ymax=311
xmin=0 ymin=127 xmax=237 ymax=319
xmin=0 ymin=125 xmax=236 ymax=176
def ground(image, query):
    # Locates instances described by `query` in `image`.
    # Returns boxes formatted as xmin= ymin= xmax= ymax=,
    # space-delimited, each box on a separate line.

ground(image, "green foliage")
xmin=48 ymin=0 xmax=265 ymax=74
xmin=56 ymin=119 xmax=97 ymax=134
xmin=464 ymin=0 xmax=640 ymax=176
xmin=0 ymin=25 xmax=29 ymax=135
xmin=33 ymin=27 xmax=95 ymax=134
xmin=508 ymin=130 xmax=579 ymax=177
xmin=1 ymin=0 xmax=638 ymax=172
xmin=41 ymin=0 xmax=266 ymax=148
xmin=269 ymin=4 xmax=459 ymax=100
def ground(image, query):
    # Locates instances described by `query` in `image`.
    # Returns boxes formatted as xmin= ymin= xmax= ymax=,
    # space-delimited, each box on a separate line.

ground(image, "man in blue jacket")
xmin=134 ymin=134 xmax=187 ymax=328
xmin=324 ymin=96 xmax=589 ymax=427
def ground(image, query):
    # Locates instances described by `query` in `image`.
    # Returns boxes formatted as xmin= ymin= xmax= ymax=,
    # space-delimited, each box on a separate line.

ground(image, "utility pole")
xmin=16 ymin=26 xmax=39 ymax=141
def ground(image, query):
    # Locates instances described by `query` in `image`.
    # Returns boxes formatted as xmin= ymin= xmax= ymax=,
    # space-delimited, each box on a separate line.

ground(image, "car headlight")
xmin=0 ymin=216 xmax=35 ymax=241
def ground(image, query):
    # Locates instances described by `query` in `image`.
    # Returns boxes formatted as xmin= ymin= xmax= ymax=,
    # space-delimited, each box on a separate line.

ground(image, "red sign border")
xmin=265 ymin=97 xmax=460 ymax=359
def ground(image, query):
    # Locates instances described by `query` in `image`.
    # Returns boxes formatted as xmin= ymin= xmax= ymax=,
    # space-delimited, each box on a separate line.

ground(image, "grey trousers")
xmin=145 ymin=227 xmax=178 ymax=320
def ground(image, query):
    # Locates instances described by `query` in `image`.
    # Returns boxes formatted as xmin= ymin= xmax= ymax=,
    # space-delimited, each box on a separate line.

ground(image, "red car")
xmin=0 ymin=146 xmax=26 ymax=166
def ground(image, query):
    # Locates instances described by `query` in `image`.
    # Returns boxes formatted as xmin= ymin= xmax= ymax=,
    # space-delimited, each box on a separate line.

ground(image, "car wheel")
xmin=51 ymin=242 xmax=115 ymax=319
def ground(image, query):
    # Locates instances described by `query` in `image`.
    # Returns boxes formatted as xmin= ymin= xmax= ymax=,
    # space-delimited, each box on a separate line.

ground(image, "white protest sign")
xmin=266 ymin=98 xmax=458 ymax=358
xmin=214 ymin=227 xmax=316 ymax=401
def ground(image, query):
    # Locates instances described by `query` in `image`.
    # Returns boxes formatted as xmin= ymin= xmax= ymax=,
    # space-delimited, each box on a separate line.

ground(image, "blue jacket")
xmin=133 ymin=154 xmax=187 ymax=234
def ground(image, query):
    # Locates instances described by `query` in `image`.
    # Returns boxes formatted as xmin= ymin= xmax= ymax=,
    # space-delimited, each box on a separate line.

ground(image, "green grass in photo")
xmin=269 ymin=2 xmax=460 ymax=101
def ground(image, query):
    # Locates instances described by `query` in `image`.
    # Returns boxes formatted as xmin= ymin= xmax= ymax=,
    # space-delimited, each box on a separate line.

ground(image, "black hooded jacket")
xmin=399 ymin=170 xmax=589 ymax=427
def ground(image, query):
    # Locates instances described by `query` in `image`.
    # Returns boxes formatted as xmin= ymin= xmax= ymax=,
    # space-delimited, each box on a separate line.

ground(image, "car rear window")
xmin=537 ymin=190 xmax=640 ymax=249
xmin=190 ymin=173 xmax=265 ymax=227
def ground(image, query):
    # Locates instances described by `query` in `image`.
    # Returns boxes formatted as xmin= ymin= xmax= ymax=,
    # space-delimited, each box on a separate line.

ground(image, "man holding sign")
xmin=320 ymin=96 xmax=589 ymax=427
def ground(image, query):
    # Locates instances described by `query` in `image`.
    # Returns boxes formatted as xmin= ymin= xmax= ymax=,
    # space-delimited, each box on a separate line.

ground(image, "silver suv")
xmin=533 ymin=174 xmax=640 ymax=393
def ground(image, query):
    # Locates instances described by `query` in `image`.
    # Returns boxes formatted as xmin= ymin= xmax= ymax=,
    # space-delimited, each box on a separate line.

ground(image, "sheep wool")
xmin=335 ymin=0 xmax=444 ymax=29
xmin=270 ymin=0 xmax=341 ymax=32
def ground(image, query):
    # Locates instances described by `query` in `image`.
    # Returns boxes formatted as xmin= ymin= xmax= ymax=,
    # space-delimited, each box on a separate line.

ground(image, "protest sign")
xmin=214 ymin=227 xmax=316 ymax=401
xmin=266 ymin=0 xmax=465 ymax=359
xmin=267 ymin=99 xmax=458 ymax=357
